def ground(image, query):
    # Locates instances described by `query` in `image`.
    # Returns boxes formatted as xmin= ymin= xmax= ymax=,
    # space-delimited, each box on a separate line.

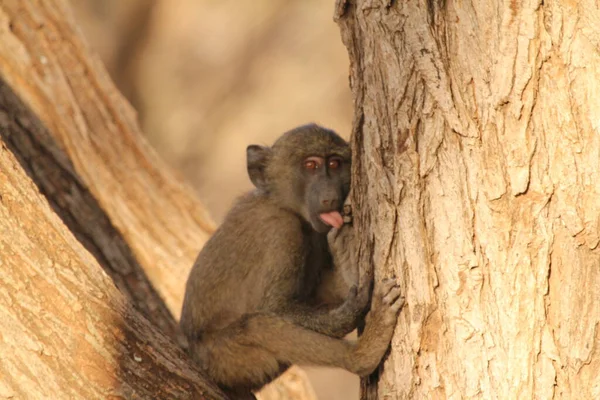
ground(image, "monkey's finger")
xmin=327 ymin=227 xmax=341 ymax=241
xmin=379 ymin=278 xmax=397 ymax=294
xmin=343 ymin=196 xmax=353 ymax=210
xmin=382 ymin=286 xmax=402 ymax=305
xmin=391 ymin=296 xmax=406 ymax=313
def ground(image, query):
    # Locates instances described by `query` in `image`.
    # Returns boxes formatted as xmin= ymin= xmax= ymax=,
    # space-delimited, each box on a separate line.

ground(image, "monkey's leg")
xmin=194 ymin=279 xmax=403 ymax=392
xmin=197 ymin=315 xmax=361 ymax=395
xmin=280 ymin=278 xmax=403 ymax=375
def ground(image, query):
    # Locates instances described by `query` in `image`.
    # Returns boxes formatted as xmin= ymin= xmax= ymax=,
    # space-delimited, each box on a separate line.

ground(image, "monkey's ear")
xmin=247 ymin=145 xmax=272 ymax=190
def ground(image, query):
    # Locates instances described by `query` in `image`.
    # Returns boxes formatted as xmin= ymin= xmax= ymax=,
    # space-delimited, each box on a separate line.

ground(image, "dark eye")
xmin=328 ymin=157 xmax=342 ymax=169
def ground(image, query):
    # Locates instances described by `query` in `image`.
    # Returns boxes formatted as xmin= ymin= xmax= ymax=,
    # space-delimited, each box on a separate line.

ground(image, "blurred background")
xmin=68 ymin=1 xmax=355 ymax=399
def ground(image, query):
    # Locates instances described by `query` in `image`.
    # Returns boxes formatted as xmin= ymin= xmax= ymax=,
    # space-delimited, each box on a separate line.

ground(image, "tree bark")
xmin=0 ymin=81 xmax=225 ymax=399
xmin=0 ymin=0 xmax=215 ymax=317
xmin=0 ymin=0 xmax=315 ymax=398
xmin=337 ymin=0 xmax=600 ymax=398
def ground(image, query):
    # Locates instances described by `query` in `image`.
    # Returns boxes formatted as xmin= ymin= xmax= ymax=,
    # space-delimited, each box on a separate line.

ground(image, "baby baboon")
xmin=180 ymin=124 xmax=404 ymax=399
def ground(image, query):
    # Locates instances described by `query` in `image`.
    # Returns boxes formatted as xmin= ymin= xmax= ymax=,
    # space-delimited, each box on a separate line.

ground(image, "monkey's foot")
xmin=369 ymin=277 xmax=404 ymax=326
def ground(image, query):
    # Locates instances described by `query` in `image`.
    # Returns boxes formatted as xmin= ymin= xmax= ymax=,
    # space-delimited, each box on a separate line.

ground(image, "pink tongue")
xmin=319 ymin=211 xmax=344 ymax=228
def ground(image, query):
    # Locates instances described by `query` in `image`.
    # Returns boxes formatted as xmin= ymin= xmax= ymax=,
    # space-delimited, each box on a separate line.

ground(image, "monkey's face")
xmin=299 ymin=154 xmax=350 ymax=233
xmin=246 ymin=124 xmax=351 ymax=233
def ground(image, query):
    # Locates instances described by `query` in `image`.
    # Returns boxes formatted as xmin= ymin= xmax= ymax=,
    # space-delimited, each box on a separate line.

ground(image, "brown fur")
xmin=180 ymin=124 xmax=404 ymax=398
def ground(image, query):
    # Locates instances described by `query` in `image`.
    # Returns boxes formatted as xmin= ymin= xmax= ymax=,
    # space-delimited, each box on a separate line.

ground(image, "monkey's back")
xmin=180 ymin=191 xmax=309 ymax=340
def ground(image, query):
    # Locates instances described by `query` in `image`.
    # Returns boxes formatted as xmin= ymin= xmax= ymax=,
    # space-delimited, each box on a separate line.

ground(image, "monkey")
xmin=180 ymin=124 xmax=404 ymax=399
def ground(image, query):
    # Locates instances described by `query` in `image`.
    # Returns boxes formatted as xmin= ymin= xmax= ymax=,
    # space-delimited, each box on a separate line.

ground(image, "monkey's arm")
xmin=264 ymin=269 xmax=368 ymax=338
xmin=258 ymin=224 xmax=367 ymax=338
xmin=317 ymin=219 xmax=362 ymax=304
xmin=277 ymin=285 xmax=369 ymax=338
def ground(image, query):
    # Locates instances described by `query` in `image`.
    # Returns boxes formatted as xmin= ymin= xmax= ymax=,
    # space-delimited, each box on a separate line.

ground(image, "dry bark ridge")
xmin=337 ymin=0 xmax=600 ymax=399
xmin=0 ymin=0 xmax=315 ymax=398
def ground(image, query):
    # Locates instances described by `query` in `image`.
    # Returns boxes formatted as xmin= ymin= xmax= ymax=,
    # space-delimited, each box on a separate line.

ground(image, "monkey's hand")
xmin=366 ymin=278 xmax=404 ymax=327
xmin=348 ymin=278 xmax=405 ymax=376
xmin=329 ymin=197 xmax=353 ymax=242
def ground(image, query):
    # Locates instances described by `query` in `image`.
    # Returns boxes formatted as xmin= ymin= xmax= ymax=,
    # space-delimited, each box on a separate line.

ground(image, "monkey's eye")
xmin=328 ymin=157 xmax=342 ymax=169
xmin=303 ymin=157 xmax=323 ymax=170
xmin=304 ymin=160 xmax=317 ymax=170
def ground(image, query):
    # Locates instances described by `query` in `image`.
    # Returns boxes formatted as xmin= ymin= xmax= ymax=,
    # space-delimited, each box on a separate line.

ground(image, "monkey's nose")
xmin=322 ymin=198 xmax=339 ymax=209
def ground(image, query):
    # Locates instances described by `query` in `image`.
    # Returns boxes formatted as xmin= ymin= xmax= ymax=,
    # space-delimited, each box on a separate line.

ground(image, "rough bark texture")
xmin=337 ymin=0 xmax=600 ymax=398
xmin=0 ymin=0 xmax=315 ymax=398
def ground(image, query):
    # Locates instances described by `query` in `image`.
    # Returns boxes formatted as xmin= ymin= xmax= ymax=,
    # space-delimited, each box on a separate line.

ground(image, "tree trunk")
xmin=337 ymin=0 xmax=600 ymax=398
xmin=0 ymin=0 xmax=315 ymax=398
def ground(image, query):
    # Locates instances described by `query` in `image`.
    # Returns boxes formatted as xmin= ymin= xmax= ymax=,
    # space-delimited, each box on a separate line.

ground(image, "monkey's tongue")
xmin=319 ymin=211 xmax=344 ymax=229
